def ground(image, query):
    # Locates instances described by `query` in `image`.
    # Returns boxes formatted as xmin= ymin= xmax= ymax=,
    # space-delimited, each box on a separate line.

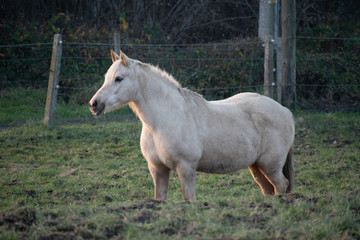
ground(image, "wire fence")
xmin=1 ymin=36 xmax=359 ymax=128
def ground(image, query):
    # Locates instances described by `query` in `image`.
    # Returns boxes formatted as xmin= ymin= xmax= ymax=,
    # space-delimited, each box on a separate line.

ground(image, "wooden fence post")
xmin=274 ymin=0 xmax=282 ymax=103
xmin=259 ymin=0 xmax=276 ymax=99
xmin=264 ymin=35 xmax=275 ymax=98
xmin=276 ymin=37 xmax=282 ymax=103
xmin=44 ymin=34 xmax=62 ymax=128
xmin=281 ymin=0 xmax=296 ymax=110
xmin=258 ymin=0 xmax=274 ymax=42
xmin=114 ymin=32 xmax=120 ymax=55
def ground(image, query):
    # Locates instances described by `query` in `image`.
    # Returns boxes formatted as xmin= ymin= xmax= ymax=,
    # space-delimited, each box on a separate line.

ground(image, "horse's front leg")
xmin=176 ymin=163 xmax=197 ymax=201
xmin=148 ymin=163 xmax=170 ymax=200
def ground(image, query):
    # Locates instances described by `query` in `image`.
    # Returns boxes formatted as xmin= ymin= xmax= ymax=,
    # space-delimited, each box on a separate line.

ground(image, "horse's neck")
xmin=129 ymin=76 xmax=185 ymax=129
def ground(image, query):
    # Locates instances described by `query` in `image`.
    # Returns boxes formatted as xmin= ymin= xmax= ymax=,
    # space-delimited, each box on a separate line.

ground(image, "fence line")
xmin=63 ymin=41 xmax=261 ymax=47
xmin=295 ymin=36 xmax=360 ymax=41
xmin=2 ymin=83 xmax=358 ymax=99
xmin=2 ymin=54 xmax=346 ymax=62
xmin=1 ymin=35 xmax=360 ymax=128
xmin=1 ymin=36 xmax=359 ymax=49
xmin=0 ymin=57 xmax=51 ymax=62
xmin=0 ymin=42 xmax=53 ymax=48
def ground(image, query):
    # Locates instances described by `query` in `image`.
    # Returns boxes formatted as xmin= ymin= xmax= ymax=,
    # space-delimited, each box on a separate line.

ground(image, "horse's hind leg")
xmin=249 ymin=163 xmax=274 ymax=195
xmin=260 ymin=165 xmax=289 ymax=195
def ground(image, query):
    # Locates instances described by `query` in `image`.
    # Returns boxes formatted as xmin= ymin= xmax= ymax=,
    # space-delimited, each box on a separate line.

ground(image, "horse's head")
xmin=89 ymin=50 xmax=139 ymax=116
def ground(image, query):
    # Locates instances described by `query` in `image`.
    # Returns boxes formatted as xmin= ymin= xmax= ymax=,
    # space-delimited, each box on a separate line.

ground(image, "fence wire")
xmin=1 ymin=37 xmax=359 ymax=127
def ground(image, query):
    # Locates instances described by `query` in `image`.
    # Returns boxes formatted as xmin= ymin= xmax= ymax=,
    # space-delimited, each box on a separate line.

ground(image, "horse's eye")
xmin=115 ymin=76 xmax=124 ymax=83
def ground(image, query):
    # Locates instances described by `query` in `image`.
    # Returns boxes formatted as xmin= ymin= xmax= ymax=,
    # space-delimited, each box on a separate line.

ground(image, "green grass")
xmin=0 ymin=111 xmax=359 ymax=239
xmin=0 ymin=88 xmax=134 ymax=127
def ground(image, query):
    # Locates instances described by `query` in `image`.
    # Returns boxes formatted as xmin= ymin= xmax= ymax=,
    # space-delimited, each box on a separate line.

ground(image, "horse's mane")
xmin=137 ymin=62 xmax=206 ymax=107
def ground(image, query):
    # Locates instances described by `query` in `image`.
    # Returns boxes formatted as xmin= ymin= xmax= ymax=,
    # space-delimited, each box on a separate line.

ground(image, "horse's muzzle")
xmin=89 ymin=100 xmax=105 ymax=116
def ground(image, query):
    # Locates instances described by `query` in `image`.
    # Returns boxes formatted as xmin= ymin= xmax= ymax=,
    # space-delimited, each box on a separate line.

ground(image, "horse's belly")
xmin=196 ymin=147 xmax=257 ymax=174
xmin=197 ymin=116 xmax=260 ymax=174
xmin=196 ymin=158 xmax=252 ymax=174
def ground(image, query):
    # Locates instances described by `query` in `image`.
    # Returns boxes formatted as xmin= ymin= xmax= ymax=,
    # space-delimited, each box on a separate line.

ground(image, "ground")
xmin=0 ymin=112 xmax=359 ymax=239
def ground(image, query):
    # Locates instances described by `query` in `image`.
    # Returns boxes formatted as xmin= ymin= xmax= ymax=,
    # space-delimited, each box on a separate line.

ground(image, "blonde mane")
xmin=136 ymin=62 xmax=206 ymax=106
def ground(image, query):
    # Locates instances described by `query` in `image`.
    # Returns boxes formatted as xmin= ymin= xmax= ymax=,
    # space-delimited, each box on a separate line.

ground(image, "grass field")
xmin=0 ymin=108 xmax=359 ymax=239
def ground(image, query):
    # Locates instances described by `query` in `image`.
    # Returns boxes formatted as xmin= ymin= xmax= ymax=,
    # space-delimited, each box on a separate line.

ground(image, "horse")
xmin=89 ymin=50 xmax=295 ymax=201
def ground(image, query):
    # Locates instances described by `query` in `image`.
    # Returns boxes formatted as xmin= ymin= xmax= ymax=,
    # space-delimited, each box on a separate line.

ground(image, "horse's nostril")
xmin=92 ymin=100 xmax=98 ymax=108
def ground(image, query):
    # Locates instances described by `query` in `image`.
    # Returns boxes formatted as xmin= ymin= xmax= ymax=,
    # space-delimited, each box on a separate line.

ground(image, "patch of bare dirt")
xmin=279 ymin=193 xmax=319 ymax=204
xmin=0 ymin=208 xmax=36 ymax=232
xmin=120 ymin=198 xmax=163 ymax=211
xmin=38 ymin=232 xmax=77 ymax=240
xmin=133 ymin=210 xmax=153 ymax=223
xmin=104 ymin=224 xmax=125 ymax=239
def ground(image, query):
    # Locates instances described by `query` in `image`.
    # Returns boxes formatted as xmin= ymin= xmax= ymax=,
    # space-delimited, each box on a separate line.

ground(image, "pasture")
xmin=0 ymin=111 xmax=359 ymax=239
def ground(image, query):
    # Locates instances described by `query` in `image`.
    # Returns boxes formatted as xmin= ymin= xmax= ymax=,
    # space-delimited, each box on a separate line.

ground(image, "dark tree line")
xmin=1 ymin=0 xmax=359 ymax=43
xmin=0 ymin=0 xmax=259 ymax=43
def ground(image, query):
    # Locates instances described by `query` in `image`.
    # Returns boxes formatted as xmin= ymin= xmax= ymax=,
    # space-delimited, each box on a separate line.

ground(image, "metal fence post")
xmin=44 ymin=34 xmax=62 ymax=128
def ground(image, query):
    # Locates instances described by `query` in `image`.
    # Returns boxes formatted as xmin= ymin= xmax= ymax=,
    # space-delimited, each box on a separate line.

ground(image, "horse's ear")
xmin=119 ymin=50 xmax=127 ymax=66
xmin=110 ymin=50 xmax=120 ymax=63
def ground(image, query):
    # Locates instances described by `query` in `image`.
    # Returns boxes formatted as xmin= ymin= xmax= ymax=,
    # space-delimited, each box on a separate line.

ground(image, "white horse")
xmin=89 ymin=50 xmax=295 ymax=201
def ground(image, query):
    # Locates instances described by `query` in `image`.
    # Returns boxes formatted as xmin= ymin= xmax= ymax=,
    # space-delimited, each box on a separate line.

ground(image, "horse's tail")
xmin=283 ymin=147 xmax=294 ymax=193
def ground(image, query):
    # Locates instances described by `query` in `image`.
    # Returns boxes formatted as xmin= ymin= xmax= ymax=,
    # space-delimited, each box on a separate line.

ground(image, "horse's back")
xmin=210 ymin=92 xmax=293 ymax=132
xmin=213 ymin=92 xmax=294 ymax=140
